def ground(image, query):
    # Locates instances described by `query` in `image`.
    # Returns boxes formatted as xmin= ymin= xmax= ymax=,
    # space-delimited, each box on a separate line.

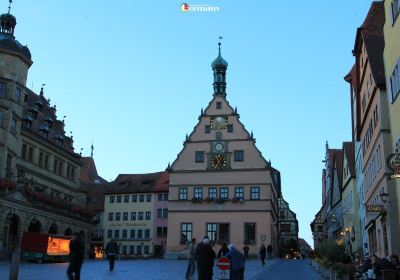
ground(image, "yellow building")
xmin=383 ymin=0 xmax=400 ymax=248
xmin=103 ymin=172 xmax=169 ymax=257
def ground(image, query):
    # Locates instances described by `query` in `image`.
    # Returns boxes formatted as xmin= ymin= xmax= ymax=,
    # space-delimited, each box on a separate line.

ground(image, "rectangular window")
xmin=121 ymin=245 xmax=127 ymax=254
xmin=145 ymin=229 xmax=150 ymax=238
xmin=137 ymin=245 xmax=142 ymax=255
xmin=58 ymin=161 xmax=63 ymax=176
xmin=131 ymin=212 xmax=136 ymax=220
xmin=227 ymin=124 xmax=233 ymax=133
xmin=137 ymin=230 xmax=143 ymax=239
xmin=139 ymin=195 xmax=144 ymax=202
xmin=44 ymin=155 xmax=49 ymax=169
xmin=28 ymin=147 xmax=33 ymax=162
xmin=234 ymin=150 xmax=244 ymax=162
xmin=157 ymin=227 xmax=163 ymax=237
xmin=15 ymin=87 xmax=21 ymax=102
xmin=179 ymin=188 xmax=188 ymax=200
xmin=138 ymin=212 xmax=144 ymax=220
xmin=163 ymin=193 xmax=168 ymax=200
xmin=108 ymin=212 xmax=114 ymax=221
xmin=145 ymin=211 xmax=151 ymax=220
xmin=205 ymin=125 xmax=211 ymax=134
xmin=122 ymin=230 xmax=127 ymax=239
xmin=117 ymin=195 xmax=122 ymax=203
xmin=110 ymin=196 xmax=115 ymax=203
xmin=220 ymin=187 xmax=229 ymax=199
xmin=129 ymin=246 xmax=135 ymax=255
xmin=124 ymin=195 xmax=129 ymax=203
xmin=116 ymin=212 xmax=121 ymax=221
xmin=194 ymin=188 xmax=203 ymax=199
xmin=123 ymin=212 xmax=128 ymax=221
xmin=146 ymin=194 xmax=152 ymax=202
xmin=130 ymin=230 xmax=135 ymax=239
xmin=235 ymin=187 xmax=244 ymax=199
xmin=244 ymin=223 xmax=256 ymax=244
xmin=208 ymin=187 xmax=217 ymax=199
xmin=157 ymin=209 xmax=162 ymax=218
xmin=218 ymin=223 xmax=230 ymax=243
xmin=0 ymin=81 xmax=7 ymax=97
xmin=216 ymin=102 xmax=222 ymax=109
xmin=0 ymin=110 xmax=3 ymax=127
xmin=132 ymin=195 xmax=137 ymax=202
xmin=181 ymin=223 xmax=192 ymax=244
xmin=390 ymin=62 xmax=400 ymax=102
xmin=195 ymin=151 xmax=205 ymax=163
xmin=22 ymin=144 xmax=27 ymax=160
xmin=107 ymin=230 xmax=112 ymax=238
xmin=251 ymin=187 xmax=260 ymax=200
xmin=114 ymin=230 xmax=120 ymax=239
xmin=144 ymin=245 xmax=149 ymax=254
xmin=207 ymin=223 xmax=217 ymax=241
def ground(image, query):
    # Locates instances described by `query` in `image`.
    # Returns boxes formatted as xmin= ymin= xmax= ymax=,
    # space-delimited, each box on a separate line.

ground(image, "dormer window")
xmin=55 ymin=135 xmax=64 ymax=146
xmin=29 ymin=105 xmax=39 ymax=119
xmin=34 ymin=100 xmax=43 ymax=110
xmin=216 ymin=102 xmax=222 ymax=109
xmin=44 ymin=117 xmax=53 ymax=128
xmin=23 ymin=115 xmax=32 ymax=130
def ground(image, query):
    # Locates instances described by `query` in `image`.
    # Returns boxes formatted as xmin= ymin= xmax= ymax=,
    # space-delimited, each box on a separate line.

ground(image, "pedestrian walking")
xmin=105 ymin=238 xmax=119 ymax=272
xmin=226 ymin=244 xmax=245 ymax=280
xmin=194 ymin=236 xmax=216 ymax=280
xmin=217 ymin=242 xmax=229 ymax=258
xmin=259 ymin=244 xmax=266 ymax=266
xmin=67 ymin=231 xmax=85 ymax=280
xmin=243 ymin=245 xmax=249 ymax=260
xmin=185 ymin=238 xmax=196 ymax=280
xmin=267 ymin=244 xmax=273 ymax=259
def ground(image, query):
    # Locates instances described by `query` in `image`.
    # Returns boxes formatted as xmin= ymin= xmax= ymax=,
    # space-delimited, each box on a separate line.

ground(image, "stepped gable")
xmin=22 ymin=87 xmax=77 ymax=156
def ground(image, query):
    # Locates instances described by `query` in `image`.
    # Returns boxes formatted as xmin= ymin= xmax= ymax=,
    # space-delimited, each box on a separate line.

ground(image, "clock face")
xmin=212 ymin=154 xmax=227 ymax=169
xmin=211 ymin=116 xmax=227 ymax=130
xmin=215 ymin=143 xmax=224 ymax=152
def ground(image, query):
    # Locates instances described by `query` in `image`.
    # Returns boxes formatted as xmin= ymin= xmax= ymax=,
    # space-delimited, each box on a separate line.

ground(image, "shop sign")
xmin=366 ymin=205 xmax=385 ymax=213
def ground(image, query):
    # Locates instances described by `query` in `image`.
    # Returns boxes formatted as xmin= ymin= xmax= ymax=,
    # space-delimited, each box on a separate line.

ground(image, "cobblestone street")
xmin=0 ymin=258 xmax=319 ymax=280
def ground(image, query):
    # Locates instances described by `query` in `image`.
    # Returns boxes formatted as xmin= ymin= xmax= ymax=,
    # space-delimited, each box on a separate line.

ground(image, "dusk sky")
xmin=9 ymin=0 xmax=374 ymax=246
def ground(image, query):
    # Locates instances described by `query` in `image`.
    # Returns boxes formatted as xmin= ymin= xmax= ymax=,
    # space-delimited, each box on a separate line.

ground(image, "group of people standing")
xmin=186 ymin=236 xmax=273 ymax=280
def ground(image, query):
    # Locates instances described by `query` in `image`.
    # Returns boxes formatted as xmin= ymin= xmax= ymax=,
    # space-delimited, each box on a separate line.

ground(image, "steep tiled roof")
xmin=80 ymin=157 xmax=107 ymax=185
xmin=85 ymin=182 xmax=113 ymax=212
xmin=354 ymin=1 xmax=386 ymax=88
xmin=22 ymin=87 xmax=78 ymax=156
xmin=343 ymin=142 xmax=356 ymax=178
xmin=108 ymin=171 xmax=169 ymax=194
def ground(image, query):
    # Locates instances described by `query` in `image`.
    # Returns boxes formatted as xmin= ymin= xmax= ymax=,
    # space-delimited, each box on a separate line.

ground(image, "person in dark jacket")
xmin=227 ymin=244 xmax=245 ymax=280
xmin=105 ymin=238 xmax=119 ymax=272
xmin=259 ymin=244 xmax=266 ymax=266
xmin=267 ymin=244 xmax=273 ymax=259
xmin=67 ymin=231 xmax=85 ymax=280
xmin=194 ymin=236 xmax=216 ymax=280
xmin=243 ymin=245 xmax=249 ymax=260
xmin=217 ymin=242 xmax=229 ymax=258
xmin=372 ymin=255 xmax=396 ymax=280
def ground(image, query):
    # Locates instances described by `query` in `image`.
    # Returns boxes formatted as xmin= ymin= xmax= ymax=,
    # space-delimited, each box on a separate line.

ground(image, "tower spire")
xmin=90 ymin=142 xmax=94 ymax=158
xmin=8 ymin=0 xmax=12 ymax=14
xmin=211 ymin=37 xmax=228 ymax=96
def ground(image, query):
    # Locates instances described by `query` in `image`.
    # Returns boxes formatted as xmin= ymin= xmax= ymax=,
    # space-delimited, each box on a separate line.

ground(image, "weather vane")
xmin=8 ymin=0 xmax=12 ymax=14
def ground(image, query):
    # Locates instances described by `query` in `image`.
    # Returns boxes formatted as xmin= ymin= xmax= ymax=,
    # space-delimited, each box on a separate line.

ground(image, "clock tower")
xmin=166 ymin=43 xmax=281 ymax=259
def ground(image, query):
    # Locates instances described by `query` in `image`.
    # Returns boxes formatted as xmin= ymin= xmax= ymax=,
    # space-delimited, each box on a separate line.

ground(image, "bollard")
xmin=9 ymin=250 xmax=21 ymax=280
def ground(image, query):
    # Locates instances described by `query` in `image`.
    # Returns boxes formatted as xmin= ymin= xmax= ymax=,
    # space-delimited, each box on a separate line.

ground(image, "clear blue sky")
xmin=10 ymin=0 xmax=374 ymax=247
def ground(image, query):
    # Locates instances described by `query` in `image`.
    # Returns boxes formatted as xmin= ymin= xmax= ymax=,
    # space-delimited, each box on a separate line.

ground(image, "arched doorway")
xmin=48 ymin=223 xmax=58 ymax=234
xmin=64 ymin=228 xmax=72 ymax=236
xmin=6 ymin=214 xmax=20 ymax=253
xmin=28 ymin=219 xmax=42 ymax=233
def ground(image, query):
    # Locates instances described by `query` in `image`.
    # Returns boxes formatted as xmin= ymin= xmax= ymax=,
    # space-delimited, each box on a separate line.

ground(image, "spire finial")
xmin=90 ymin=142 xmax=94 ymax=158
xmin=40 ymin=84 xmax=46 ymax=96
xmin=218 ymin=36 xmax=223 ymax=54
xmin=8 ymin=0 xmax=12 ymax=14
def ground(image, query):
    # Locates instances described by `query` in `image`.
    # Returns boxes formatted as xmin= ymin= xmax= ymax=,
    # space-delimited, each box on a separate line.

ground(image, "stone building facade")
xmin=0 ymin=8 xmax=92 ymax=258
xmin=166 ymin=44 xmax=281 ymax=258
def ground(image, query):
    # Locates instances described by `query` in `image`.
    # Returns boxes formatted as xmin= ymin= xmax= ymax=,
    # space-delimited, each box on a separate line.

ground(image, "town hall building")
xmin=166 ymin=43 xmax=282 ymax=258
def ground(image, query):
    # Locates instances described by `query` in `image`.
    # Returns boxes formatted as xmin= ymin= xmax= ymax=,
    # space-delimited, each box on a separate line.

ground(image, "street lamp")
xmin=380 ymin=192 xmax=389 ymax=205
